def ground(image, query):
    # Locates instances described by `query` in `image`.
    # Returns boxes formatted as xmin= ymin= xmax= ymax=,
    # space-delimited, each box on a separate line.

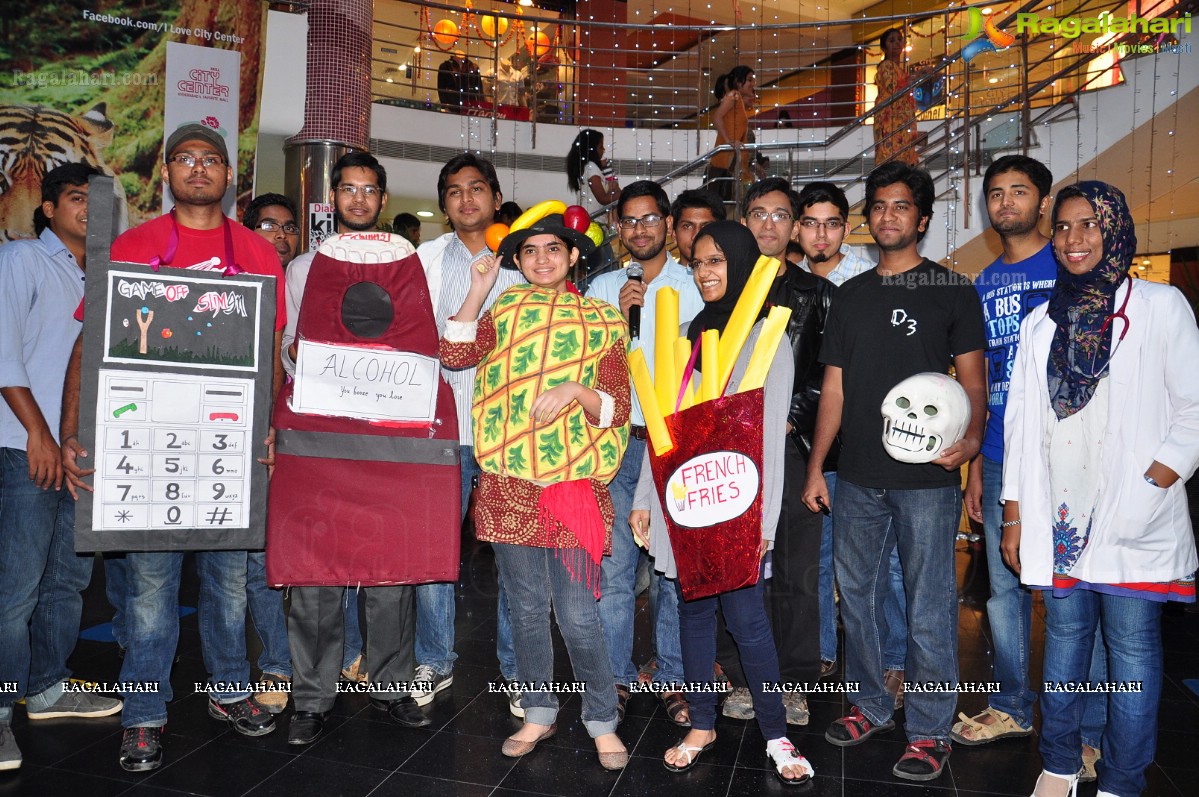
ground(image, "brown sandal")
xmin=662 ymin=691 xmax=691 ymax=727
xmin=950 ymin=707 xmax=1033 ymax=746
xmin=615 ymin=684 xmax=630 ymax=726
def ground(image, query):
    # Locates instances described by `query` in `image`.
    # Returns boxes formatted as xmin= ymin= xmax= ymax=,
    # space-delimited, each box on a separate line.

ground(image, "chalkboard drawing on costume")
xmin=104 ymin=270 xmax=262 ymax=370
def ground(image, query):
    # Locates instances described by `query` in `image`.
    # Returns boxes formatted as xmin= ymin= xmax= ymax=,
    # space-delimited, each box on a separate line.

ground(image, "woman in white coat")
xmin=1000 ymin=181 xmax=1199 ymax=797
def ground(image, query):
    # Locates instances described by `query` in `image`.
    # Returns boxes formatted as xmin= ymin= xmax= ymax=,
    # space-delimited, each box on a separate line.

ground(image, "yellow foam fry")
xmin=654 ymin=287 xmax=680 ymax=417
xmin=700 ymin=329 xmax=721 ymax=403
xmin=628 ymin=348 xmax=674 ymax=455
xmin=673 ymin=337 xmax=694 ymax=411
xmin=716 ymin=255 xmax=779 ymax=392
xmin=738 ymin=305 xmax=792 ymax=393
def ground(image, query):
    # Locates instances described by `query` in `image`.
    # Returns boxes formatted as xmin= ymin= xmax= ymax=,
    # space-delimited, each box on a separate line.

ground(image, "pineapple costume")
xmin=473 ymin=286 xmax=628 ymax=483
xmin=441 ymin=285 xmax=630 ymax=592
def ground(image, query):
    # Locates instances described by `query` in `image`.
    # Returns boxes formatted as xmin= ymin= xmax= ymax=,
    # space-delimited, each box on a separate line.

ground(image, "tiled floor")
xmin=3 ymin=527 xmax=1198 ymax=797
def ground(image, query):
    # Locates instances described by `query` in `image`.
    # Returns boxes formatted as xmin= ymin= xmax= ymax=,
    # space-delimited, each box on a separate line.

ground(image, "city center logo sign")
xmin=961 ymin=7 xmax=1016 ymax=62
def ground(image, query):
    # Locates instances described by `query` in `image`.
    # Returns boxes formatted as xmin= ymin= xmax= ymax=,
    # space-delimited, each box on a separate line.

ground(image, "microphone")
xmin=626 ymin=262 xmax=644 ymax=339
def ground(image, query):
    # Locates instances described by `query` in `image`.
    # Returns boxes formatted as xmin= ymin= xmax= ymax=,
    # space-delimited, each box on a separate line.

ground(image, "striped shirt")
xmin=798 ymin=244 xmax=874 ymax=287
xmin=421 ymin=232 xmax=523 ymax=446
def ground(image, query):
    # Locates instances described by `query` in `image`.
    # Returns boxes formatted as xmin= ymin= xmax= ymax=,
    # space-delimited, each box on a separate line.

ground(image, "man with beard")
xmin=61 ymin=123 xmax=287 ymax=772
xmin=954 ymin=156 xmax=1106 ymax=779
xmin=586 ymin=180 xmax=699 ymax=728
xmin=791 ymin=182 xmax=907 ymax=700
xmin=279 ymin=153 xmax=434 ymax=744
xmin=279 ymin=162 xmax=385 ymax=695
xmin=417 ymin=154 xmax=523 ymax=712
xmin=792 ymin=182 xmax=872 ymax=287
xmin=802 ymin=162 xmax=986 ymax=782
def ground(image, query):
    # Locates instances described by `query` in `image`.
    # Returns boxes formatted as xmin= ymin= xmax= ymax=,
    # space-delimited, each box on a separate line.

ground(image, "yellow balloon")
xmin=433 ymin=19 xmax=459 ymax=49
xmin=480 ymin=15 xmax=509 ymax=39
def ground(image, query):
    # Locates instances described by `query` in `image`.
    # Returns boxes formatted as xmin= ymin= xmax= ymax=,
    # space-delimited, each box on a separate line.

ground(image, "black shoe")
xmin=207 ymin=696 xmax=276 ymax=737
xmin=288 ymin=711 xmax=326 ymax=746
xmin=369 ymin=696 xmax=430 ymax=727
xmin=119 ymin=726 xmax=163 ymax=772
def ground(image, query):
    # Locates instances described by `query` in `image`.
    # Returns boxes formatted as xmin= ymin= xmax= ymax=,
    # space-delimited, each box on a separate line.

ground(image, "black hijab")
xmin=685 ymin=221 xmax=770 ymax=351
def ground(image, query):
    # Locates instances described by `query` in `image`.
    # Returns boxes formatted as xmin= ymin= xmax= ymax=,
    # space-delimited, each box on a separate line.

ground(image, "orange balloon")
xmin=527 ymin=31 xmax=551 ymax=59
xmin=480 ymin=15 xmax=509 ymax=39
xmin=433 ymin=19 xmax=459 ymax=49
xmin=485 ymin=223 xmax=509 ymax=252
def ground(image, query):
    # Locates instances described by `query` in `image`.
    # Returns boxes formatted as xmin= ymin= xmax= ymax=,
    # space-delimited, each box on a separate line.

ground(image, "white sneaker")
xmin=410 ymin=664 xmax=453 ymax=707
xmin=506 ymin=681 xmax=524 ymax=718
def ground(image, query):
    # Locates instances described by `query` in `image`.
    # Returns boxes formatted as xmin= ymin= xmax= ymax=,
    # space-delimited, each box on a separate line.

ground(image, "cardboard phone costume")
xmin=74 ymin=175 xmax=277 ymax=552
xmin=267 ymin=233 xmax=461 ymax=586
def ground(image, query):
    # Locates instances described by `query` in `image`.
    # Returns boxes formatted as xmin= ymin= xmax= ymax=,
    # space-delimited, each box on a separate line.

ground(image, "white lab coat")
xmin=1002 ymin=279 xmax=1199 ymax=586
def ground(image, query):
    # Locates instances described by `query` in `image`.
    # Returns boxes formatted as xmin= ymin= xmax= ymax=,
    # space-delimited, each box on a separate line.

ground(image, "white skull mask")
xmin=880 ymin=372 xmax=971 ymax=463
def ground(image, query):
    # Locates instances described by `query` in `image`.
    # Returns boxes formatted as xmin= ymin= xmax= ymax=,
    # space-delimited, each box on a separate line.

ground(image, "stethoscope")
xmin=1074 ymin=278 xmax=1131 ymax=379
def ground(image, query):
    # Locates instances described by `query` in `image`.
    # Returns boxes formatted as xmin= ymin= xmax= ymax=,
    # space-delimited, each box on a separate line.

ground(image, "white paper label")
xmin=664 ymin=450 xmax=759 ymax=528
xmin=292 ymin=341 xmax=438 ymax=423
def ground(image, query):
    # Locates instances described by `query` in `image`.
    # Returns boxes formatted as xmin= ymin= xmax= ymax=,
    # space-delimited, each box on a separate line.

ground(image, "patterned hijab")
xmin=685 ymin=221 xmax=769 ymax=350
xmin=1046 ymin=181 xmax=1134 ymax=420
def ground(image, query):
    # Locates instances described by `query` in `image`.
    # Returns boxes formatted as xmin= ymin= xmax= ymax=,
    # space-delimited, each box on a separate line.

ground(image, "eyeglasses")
xmin=257 ymin=221 xmax=300 ymax=235
xmin=168 ymin=154 xmax=224 ymax=168
xmin=336 ymin=185 xmax=381 ymax=197
xmin=747 ymin=209 xmax=794 ymax=224
xmin=618 ymin=213 xmax=664 ymax=230
xmin=692 ymin=255 xmax=727 ymax=270
xmin=799 ymin=218 xmax=844 ymax=230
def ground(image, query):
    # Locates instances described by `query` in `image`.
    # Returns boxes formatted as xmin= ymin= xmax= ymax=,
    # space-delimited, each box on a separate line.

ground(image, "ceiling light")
xmin=416 ymin=211 xmax=435 ymax=218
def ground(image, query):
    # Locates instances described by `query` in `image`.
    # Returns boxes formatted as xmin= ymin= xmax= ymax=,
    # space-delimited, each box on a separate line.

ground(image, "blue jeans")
xmin=414 ymin=446 xmax=473 ymax=676
xmin=246 ymin=552 xmax=291 ymax=677
xmin=981 ymin=455 xmax=1034 ymax=726
xmin=980 ymin=457 xmax=1106 ymax=743
xmin=119 ymin=550 xmax=251 ymax=727
xmin=677 ymin=570 xmax=786 ymax=740
xmin=0 ymin=448 xmax=93 ymax=721
xmin=826 ymin=475 xmax=907 ymax=669
xmin=818 ymin=472 xmax=838 ymax=663
xmin=1042 ymin=589 xmax=1161 ymax=796
xmin=597 ymin=435 xmax=684 ymax=687
xmin=493 ymin=543 xmax=617 ymax=737
xmin=834 ymin=478 xmax=961 ymax=741
xmin=417 ymin=446 xmax=515 ymax=678
xmin=104 ymin=555 xmax=128 ymax=648
xmin=882 ymin=547 xmax=907 ymax=671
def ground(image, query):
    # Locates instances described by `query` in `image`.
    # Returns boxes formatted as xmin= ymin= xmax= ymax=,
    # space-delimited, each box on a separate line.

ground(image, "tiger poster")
xmin=0 ymin=1 xmax=265 ymax=242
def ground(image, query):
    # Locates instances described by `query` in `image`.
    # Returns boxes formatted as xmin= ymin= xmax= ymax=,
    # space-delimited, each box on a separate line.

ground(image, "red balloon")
xmin=563 ymin=205 xmax=591 ymax=233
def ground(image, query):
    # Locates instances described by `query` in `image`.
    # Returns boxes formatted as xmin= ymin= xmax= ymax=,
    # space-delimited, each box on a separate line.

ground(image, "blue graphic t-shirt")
xmin=975 ymin=242 xmax=1057 ymax=462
